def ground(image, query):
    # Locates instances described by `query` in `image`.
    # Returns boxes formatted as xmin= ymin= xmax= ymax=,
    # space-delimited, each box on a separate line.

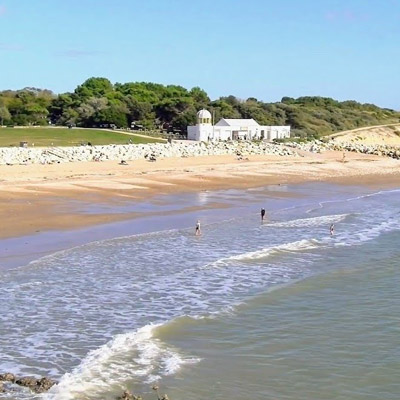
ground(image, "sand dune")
xmin=329 ymin=123 xmax=400 ymax=146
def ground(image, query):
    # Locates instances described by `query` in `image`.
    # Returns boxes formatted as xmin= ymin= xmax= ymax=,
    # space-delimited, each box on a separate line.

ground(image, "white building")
xmin=187 ymin=109 xmax=291 ymax=142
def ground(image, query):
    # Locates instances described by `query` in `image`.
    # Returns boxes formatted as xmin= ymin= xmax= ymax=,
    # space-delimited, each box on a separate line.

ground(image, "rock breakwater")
xmin=285 ymin=140 xmax=400 ymax=159
xmin=0 ymin=141 xmax=297 ymax=165
xmin=1 ymin=139 xmax=399 ymax=166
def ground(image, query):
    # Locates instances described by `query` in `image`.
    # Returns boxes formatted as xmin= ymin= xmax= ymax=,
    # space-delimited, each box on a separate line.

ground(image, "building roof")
xmin=215 ymin=118 xmax=260 ymax=127
xmin=197 ymin=109 xmax=212 ymax=119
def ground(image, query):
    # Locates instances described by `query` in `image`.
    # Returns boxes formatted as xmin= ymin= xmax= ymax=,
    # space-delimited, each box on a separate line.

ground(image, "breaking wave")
xmin=268 ymin=214 xmax=349 ymax=228
xmin=45 ymin=323 xmax=200 ymax=400
xmin=204 ymin=239 xmax=321 ymax=268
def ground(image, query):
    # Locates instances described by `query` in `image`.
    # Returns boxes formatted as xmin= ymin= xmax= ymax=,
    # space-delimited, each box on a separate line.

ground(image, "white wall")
xmin=187 ymin=124 xmax=213 ymax=141
xmin=260 ymin=126 xmax=291 ymax=140
xmin=187 ymin=126 xmax=199 ymax=140
xmin=189 ymin=123 xmax=290 ymax=141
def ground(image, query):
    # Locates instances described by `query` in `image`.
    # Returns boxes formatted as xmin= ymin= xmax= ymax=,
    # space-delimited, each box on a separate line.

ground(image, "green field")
xmin=0 ymin=127 xmax=163 ymax=147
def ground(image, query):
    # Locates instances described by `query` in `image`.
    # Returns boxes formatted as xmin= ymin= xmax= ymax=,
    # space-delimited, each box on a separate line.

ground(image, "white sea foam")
xmin=162 ymin=352 xmax=201 ymax=376
xmin=22 ymin=229 xmax=181 ymax=273
xmin=305 ymin=189 xmax=400 ymax=213
xmin=268 ymin=214 xmax=349 ymax=228
xmin=230 ymin=239 xmax=320 ymax=261
xmin=332 ymin=216 xmax=400 ymax=247
xmin=204 ymin=239 xmax=320 ymax=268
xmin=45 ymin=323 xmax=198 ymax=400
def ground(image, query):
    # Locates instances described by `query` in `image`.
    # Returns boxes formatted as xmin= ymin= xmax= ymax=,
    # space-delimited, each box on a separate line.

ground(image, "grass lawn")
xmin=0 ymin=127 xmax=163 ymax=147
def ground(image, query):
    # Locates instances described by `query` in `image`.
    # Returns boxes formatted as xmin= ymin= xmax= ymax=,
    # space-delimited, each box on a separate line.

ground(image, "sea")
xmin=0 ymin=182 xmax=399 ymax=400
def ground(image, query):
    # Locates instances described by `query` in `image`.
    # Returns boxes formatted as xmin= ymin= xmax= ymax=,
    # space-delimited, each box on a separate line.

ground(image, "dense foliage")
xmin=1 ymin=77 xmax=399 ymax=138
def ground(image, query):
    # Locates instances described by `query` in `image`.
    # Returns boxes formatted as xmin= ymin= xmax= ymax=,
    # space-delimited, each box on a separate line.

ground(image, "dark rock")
xmin=15 ymin=376 xmax=38 ymax=388
xmin=36 ymin=377 xmax=56 ymax=393
xmin=0 ymin=373 xmax=15 ymax=382
xmin=118 ymin=389 xmax=142 ymax=400
xmin=13 ymin=376 xmax=56 ymax=393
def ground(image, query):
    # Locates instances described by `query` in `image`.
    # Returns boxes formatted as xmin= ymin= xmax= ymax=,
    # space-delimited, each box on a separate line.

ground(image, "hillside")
xmin=328 ymin=123 xmax=400 ymax=146
xmin=0 ymin=78 xmax=399 ymax=139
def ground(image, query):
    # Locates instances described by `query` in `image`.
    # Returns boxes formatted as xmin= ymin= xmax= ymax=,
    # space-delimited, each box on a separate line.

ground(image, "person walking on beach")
xmin=330 ymin=223 xmax=335 ymax=236
xmin=261 ymin=208 xmax=266 ymax=222
xmin=195 ymin=220 xmax=201 ymax=236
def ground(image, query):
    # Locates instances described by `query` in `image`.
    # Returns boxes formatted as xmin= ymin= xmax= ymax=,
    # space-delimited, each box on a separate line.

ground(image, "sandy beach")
xmin=0 ymin=149 xmax=399 ymax=240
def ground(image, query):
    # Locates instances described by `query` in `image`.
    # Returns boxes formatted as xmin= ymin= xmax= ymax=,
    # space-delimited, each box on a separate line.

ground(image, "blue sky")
xmin=0 ymin=0 xmax=399 ymax=108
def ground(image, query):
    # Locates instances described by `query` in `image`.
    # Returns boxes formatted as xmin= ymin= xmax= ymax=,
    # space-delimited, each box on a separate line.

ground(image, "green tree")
xmin=190 ymin=87 xmax=210 ymax=109
xmin=210 ymin=99 xmax=241 ymax=121
xmin=92 ymin=105 xmax=128 ymax=128
xmin=75 ymin=77 xmax=114 ymax=99
xmin=0 ymin=105 xmax=11 ymax=125
xmin=125 ymin=96 xmax=155 ymax=127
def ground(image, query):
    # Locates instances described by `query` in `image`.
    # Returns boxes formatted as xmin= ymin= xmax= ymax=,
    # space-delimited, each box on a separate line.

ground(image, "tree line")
xmin=0 ymin=77 xmax=399 ymax=138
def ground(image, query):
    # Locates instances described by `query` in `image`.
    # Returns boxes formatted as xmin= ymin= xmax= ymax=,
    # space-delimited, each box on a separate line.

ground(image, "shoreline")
xmin=0 ymin=151 xmax=399 ymax=239
xmin=1 ymin=180 xmax=400 ymax=272
xmin=1 ymin=150 xmax=399 ymax=270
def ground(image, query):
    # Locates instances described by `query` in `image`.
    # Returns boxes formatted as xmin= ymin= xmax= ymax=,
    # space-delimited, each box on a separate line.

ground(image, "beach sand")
xmin=0 ymin=150 xmax=399 ymax=240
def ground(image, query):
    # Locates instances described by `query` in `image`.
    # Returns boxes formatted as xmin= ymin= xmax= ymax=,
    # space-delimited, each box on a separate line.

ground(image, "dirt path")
xmin=102 ymin=128 xmax=167 ymax=141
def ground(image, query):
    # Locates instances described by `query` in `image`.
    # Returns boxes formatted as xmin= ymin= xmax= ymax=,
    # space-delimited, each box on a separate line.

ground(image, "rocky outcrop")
xmin=0 ymin=373 xmax=56 ymax=394
xmin=0 ymin=373 xmax=16 ymax=382
xmin=117 ymin=389 xmax=170 ymax=400
xmin=0 ymin=141 xmax=297 ymax=165
xmin=118 ymin=390 xmax=143 ymax=400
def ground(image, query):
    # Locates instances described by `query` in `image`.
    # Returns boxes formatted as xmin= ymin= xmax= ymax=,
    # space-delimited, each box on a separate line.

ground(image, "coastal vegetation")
xmin=0 ymin=78 xmax=399 ymax=139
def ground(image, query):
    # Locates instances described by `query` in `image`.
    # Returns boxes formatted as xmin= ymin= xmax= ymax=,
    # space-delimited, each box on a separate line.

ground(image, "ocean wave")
xmin=267 ymin=214 xmax=349 ymax=228
xmin=21 ymin=229 xmax=181 ymax=272
xmin=44 ymin=323 xmax=199 ymax=400
xmin=306 ymin=188 xmax=400 ymax=214
xmin=333 ymin=216 xmax=400 ymax=247
xmin=204 ymin=239 xmax=321 ymax=268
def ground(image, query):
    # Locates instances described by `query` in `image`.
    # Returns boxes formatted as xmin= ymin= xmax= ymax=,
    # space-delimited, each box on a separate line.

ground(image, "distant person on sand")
xmin=195 ymin=220 xmax=201 ymax=236
xmin=342 ymin=152 xmax=346 ymax=163
xmin=330 ymin=223 xmax=335 ymax=236
xmin=261 ymin=208 xmax=266 ymax=221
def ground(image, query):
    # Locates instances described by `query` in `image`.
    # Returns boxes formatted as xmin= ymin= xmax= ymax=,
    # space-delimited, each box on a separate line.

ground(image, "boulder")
xmin=118 ymin=389 xmax=142 ymax=400
xmin=13 ymin=376 xmax=56 ymax=393
xmin=0 ymin=373 xmax=15 ymax=382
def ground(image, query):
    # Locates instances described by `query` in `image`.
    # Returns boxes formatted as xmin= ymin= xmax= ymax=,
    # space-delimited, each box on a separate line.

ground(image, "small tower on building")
xmin=187 ymin=109 xmax=213 ymax=141
xmin=197 ymin=109 xmax=212 ymax=125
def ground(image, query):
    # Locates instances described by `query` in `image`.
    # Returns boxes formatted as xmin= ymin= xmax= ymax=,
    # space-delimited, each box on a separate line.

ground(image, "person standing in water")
xmin=330 ymin=223 xmax=335 ymax=236
xmin=195 ymin=220 xmax=201 ymax=236
xmin=261 ymin=208 xmax=266 ymax=222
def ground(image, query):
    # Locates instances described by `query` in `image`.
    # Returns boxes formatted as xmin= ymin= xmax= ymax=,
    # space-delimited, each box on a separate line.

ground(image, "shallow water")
xmin=0 ymin=183 xmax=399 ymax=399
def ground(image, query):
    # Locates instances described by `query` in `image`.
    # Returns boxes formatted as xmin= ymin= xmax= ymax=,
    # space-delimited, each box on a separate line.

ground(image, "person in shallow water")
xmin=195 ymin=220 xmax=201 ymax=236
xmin=330 ymin=223 xmax=335 ymax=236
xmin=261 ymin=208 xmax=266 ymax=221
